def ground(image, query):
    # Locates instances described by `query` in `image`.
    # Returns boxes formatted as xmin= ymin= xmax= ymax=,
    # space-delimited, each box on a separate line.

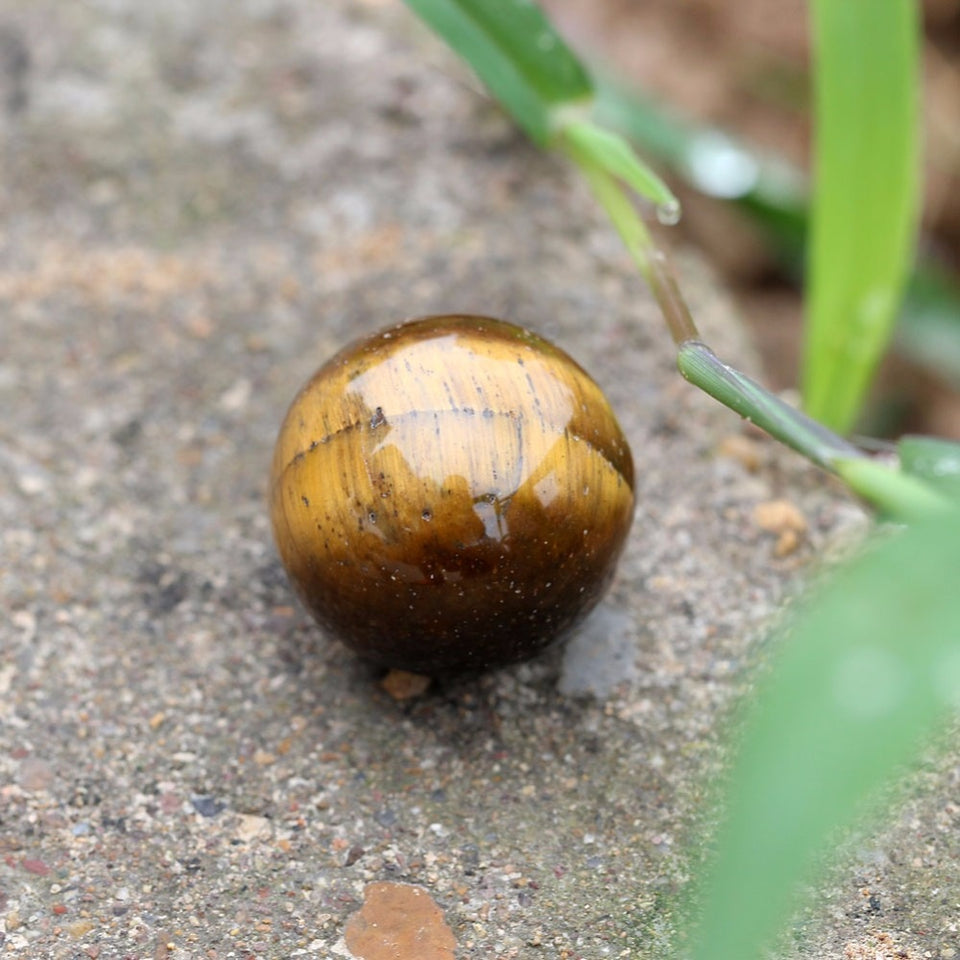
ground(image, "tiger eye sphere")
xmin=269 ymin=315 xmax=635 ymax=674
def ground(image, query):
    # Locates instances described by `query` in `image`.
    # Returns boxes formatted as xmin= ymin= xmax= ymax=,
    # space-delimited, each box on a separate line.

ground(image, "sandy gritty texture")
xmin=0 ymin=1 xmax=956 ymax=958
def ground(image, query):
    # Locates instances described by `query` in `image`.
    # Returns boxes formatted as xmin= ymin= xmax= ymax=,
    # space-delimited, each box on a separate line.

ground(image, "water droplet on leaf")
xmin=656 ymin=198 xmax=682 ymax=226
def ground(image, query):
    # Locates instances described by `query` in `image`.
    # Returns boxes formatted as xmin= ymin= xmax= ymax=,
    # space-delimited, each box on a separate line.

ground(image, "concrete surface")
xmin=0 ymin=1 xmax=955 ymax=958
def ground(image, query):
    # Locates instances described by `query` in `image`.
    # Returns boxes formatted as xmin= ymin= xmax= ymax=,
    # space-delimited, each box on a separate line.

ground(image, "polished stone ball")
xmin=269 ymin=315 xmax=634 ymax=674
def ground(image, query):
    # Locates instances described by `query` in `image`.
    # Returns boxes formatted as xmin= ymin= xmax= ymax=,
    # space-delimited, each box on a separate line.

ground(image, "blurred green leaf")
xmin=898 ymin=435 xmax=960 ymax=499
xmin=897 ymin=271 xmax=960 ymax=390
xmin=803 ymin=0 xmax=921 ymax=432
xmin=403 ymin=0 xmax=592 ymax=143
xmin=595 ymin=78 xmax=960 ymax=390
xmin=690 ymin=509 xmax=960 ymax=960
xmin=833 ymin=456 xmax=953 ymax=520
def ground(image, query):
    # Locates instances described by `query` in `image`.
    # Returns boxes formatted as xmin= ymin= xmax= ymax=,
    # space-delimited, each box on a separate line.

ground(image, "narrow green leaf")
xmin=567 ymin=152 xmax=699 ymax=346
xmin=677 ymin=341 xmax=864 ymax=471
xmin=803 ymin=0 xmax=921 ymax=432
xmin=691 ymin=510 xmax=960 ymax=960
xmin=677 ymin=344 xmax=950 ymax=518
xmin=570 ymin=153 xmax=654 ymax=278
xmin=403 ymin=0 xmax=592 ymax=143
xmin=559 ymin=121 xmax=678 ymax=212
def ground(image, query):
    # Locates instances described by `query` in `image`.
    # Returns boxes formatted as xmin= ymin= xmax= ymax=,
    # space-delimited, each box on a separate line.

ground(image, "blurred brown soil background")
xmin=545 ymin=0 xmax=960 ymax=439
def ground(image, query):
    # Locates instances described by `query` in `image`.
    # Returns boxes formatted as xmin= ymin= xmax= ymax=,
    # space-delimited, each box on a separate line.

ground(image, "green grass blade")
xmin=803 ymin=0 xmax=921 ymax=432
xmin=559 ymin=121 xmax=677 ymax=213
xmin=690 ymin=509 xmax=960 ymax=960
xmin=677 ymin=342 xmax=950 ymax=516
xmin=594 ymin=78 xmax=808 ymax=253
xmin=402 ymin=0 xmax=592 ymax=143
xmin=677 ymin=341 xmax=864 ymax=470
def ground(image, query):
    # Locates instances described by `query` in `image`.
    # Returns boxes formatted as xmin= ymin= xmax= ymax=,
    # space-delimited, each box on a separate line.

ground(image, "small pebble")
xmin=190 ymin=796 xmax=225 ymax=818
xmin=344 ymin=882 xmax=456 ymax=960
xmin=716 ymin=432 xmax=763 ymax=472
xmin=754 ymin=498 xmax=807 ymax=535
xmin=754 ymin=498 xmax=807 ymax=556
xmin=380 ymin=670 xmax=431 ymax=700
xmin=18 ymin=757 xmax=54 ymax=792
